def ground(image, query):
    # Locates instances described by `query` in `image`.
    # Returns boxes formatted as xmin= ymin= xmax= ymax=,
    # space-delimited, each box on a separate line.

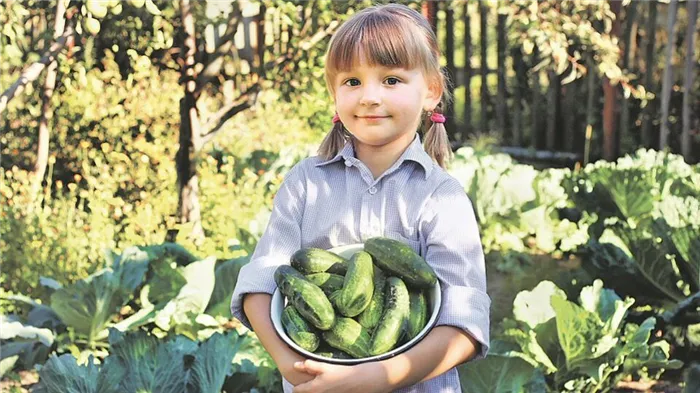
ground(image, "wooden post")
xmin=445 ymin=2 xmax=456 ymax=138
xmin=546 ymin=70 xmax=561 ymax=151
xmin=463 ymin=1 xmax=472 ymax=141
xmin=659 ymin=0 xmax=679 ymax=150
xmin=641 ymin=1 xmax=658 ymax=147
xmin=602 ymin=0 xmax=622 ymax=160
xmin=496 ymin=10 xmax=507 ymax=142
xmin=681 ymin=0 xmax=698 ymax=161
xmin=422 ymin=1 xmax=438 ymax=34
xmin=532 ymin=48 xmax=541 ymax=149
xmin=479 ymin=2 xmax=488 ymax=134
xmin=620 ymin=1 xmax=638 ymax=149
xmin=584 ymin=57 xmax=597 ymax=165
xmin=511 ymin=47 xmax=525 ymax=146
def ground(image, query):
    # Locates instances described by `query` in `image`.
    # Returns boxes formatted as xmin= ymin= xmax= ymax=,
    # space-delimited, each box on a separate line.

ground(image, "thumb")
xmin=300 ymin=359 xmax=326 ymax=375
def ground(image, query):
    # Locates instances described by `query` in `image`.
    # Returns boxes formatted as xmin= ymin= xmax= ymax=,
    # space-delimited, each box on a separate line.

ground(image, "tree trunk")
xmin=659 ymin=0 xmax=679 ymax=149
xmin=479 ymin=2 xmax=488 ymax=134
xmin=0 ymin=27 xmax=73 ymax=114
xmin=641 ymin=0 xmax=658 ymax=147
xmin=563 ymin=80 xmax=577 ymax=152
xmin=33 ymin=0 xmax=67 ymax=187
xmin=619 ymin=1 xmax=637 ymax=150
xmin=175 ymin=0 xmax=204 ymax=242
xmin=602 ymin=0 xmax=622 ymax=161
xmin=681 ymin=0 xmax=697 ymax=161
xmin=463 ymin=1 xmax=472 ymax=142
xmin=422 ymin=1 xmax=438 ymax=34
xmin=532 ymin=48 xmax=541 ymax=149
xmin=496 ymin=10 xmax=507 ymax=142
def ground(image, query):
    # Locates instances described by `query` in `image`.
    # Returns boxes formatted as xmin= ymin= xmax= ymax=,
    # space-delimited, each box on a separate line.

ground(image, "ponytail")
xmin=423 ymin=103 xmax=452 ymax=168
xmin=318 ymin=113 xmax=348 ymax=160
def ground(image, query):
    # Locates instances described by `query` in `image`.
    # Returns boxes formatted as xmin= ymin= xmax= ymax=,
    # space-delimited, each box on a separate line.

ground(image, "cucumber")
xmin=336 ymin=251 xmax=374 ymax=317
xmin=322 ymin=317 xmax=372 ymax=358
xmin=291 ymin=248 xmax=349 ymax=275
xmin=406 ymin=290 xmax=428 ymax=341
xmin=356 ymin=265 xmax=386 ymax=330
xmin=314 ymin=344 xmax=353 ymax=359
xmin=305 ymin=272 xmax=345 ymax=296
xmin=369 ymin=277 xmax=410 ymax=356
xmin=274 ymin=265 xmax=335 ymax=330
xmin=364 ymin=237 xmax=437 ymax=289
xmin=281 ymin=305 xmax=320 ymax=352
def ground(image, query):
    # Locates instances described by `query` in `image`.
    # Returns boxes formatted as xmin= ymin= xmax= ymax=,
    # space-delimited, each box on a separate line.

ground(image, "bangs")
xmin=326 ymin=10 xmax=433 ymax=78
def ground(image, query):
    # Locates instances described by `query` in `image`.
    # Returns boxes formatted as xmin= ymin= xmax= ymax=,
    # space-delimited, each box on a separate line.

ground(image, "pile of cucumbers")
xmin=274 ymin=237 xmax=438 ymax=359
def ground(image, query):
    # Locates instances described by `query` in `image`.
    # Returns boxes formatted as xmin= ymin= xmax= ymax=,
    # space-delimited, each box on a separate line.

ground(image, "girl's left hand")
xmin=291 ymin=359 xmax=390 ymax=393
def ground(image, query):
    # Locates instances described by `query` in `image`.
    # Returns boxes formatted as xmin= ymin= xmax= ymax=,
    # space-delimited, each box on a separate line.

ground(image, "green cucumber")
xmin=364 ymin=237 xmax=437 ymax=289
xmin=281 ymin=305 xmax=320 ymax=352
xmin=305 ymin=272 xmax=345 ymax=296
xmin=291 ymin=248 xmax=349 ymax=275
xmin=356 ymin=265 xmax=386 ymax=330
xmin=336 ymin=251 xmax=374 ymax=317
xmin=274 ymin=265 xmax=335 ymax=330
xmin=313 ymin=344 xmax=353 ymax=359
xmin=322 ymin=317 xmax=371 ymax=358
xmin=369 ymin=277 xmax=410 ymax=356
xmin=406 ymin=290 xmax=428 ymax=341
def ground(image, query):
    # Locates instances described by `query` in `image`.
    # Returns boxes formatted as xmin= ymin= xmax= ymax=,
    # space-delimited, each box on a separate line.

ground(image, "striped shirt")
xmin=231 ymin=134 xmax=490 ymax=393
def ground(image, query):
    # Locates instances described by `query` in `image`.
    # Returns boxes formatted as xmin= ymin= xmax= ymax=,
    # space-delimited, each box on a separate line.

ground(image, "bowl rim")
xmin=270 ymin=243 xmax=442 ymax=365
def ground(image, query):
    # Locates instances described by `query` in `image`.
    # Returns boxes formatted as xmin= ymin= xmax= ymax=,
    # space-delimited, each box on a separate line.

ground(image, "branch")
xmin=194 ymin=7 xmax=242 ymax=93
xmin=200 ymin=83 xmax=261 ymax=145
xmin=0 ymin=26 xmax=74 ymax=115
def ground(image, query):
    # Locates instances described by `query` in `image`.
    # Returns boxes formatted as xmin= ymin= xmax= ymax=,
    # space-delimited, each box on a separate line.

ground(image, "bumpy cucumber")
xmin=406 ymin=290 xmax=428 ymax=341
xmin=274 ymin=265 xmax=335 ymax=330
xmin=369 ymin=277 xmax=410 ymax=356
xmin=322 ymin=317 xmax=372 ymax=358
xmin=281 ymin=305 xmax=320 ymax=352
xmin=364 ymin=237 xmax=437 ymax=289
xmin=291 ymin=248 xmax=349 ymax=275
xmin=305 ymin=272 xmax=345 ymax=296
xmin=356 ymin=265 xmax=386 ymax=330
xmin=336 ymin=251 xmax=374 ymax=317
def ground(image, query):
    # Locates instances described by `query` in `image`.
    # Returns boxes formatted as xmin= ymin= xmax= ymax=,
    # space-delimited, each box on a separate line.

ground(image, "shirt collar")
xmin=315 ymin=134 xmax=434 ymax=179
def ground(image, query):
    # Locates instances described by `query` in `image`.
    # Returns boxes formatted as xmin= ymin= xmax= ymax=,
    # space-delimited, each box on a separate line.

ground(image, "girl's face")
xmin=333 ymin=57 xmax=441 ymax=151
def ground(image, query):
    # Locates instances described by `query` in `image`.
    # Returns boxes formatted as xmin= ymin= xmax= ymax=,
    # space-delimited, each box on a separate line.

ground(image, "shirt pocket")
xmin=385 ymin=231 xmax=422 ymax=255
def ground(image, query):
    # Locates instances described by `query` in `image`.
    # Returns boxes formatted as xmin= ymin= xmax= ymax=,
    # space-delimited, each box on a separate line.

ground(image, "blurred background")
xmin=1 ymin=1 xmax=699 ymax=392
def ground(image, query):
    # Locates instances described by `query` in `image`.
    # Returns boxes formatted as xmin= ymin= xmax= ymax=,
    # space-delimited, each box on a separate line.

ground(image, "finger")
xmin=302 ymin=359 xmax=326 ymax=375
xmin=293 ymin=361 xmax=306 ymax=372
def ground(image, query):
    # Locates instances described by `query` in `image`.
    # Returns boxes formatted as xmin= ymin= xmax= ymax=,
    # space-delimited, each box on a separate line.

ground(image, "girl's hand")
xmin=291 ymin=360 xmax=390 ymax=393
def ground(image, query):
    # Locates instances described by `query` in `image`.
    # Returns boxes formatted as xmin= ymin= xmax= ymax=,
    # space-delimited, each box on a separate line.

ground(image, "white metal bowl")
xmin=270 ymin=243 xmax=441 ymax=365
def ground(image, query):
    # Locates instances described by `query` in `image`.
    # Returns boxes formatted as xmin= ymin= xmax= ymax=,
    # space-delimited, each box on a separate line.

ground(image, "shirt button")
xmin=369 ymin=186 xmax=377 ymax=194
xmin=344 ymin=160 xmax=352 ymax=167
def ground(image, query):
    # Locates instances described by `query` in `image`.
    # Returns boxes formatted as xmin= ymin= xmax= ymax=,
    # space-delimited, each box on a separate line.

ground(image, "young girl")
xmin=231 ymin=4 xmax=489 ymax=392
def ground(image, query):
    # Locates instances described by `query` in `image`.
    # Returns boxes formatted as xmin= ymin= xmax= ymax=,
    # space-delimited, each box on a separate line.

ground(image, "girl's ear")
xmin=424 ymin=77 xmax=443 ymax=110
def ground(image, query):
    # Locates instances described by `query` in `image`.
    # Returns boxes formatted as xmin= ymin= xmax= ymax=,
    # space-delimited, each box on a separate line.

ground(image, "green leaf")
xmin=684 ymin=363 xmax=700 ymax=393
xmin=513 ymin=281 xmax=567 ymax=329
xmin=502 ymin=328 xmax=557 ymax=374
xmin=0 ymin=316 xmax=54 ymax=347
xmin=598 ymin=168 xmax=655 ymax=219
xmin=144 ymin=0 xmax=161 ymax=15
xmin=0 ymin=356 xmax=18 ymax=378
xmin=578 ymin=279 xmax=619 ymax=322
xmin=188 ymin=332 xmax=241 ymax=393
xmin=459 ymin=355 xmax=547 ymax=393
xmin=206 ymin=256 xmax=249 ymax=317
xmin=86 ymin=0 xmax=108 ymax=18
xmin=551 ymin=295 xmax=603 ymax=369
xmin=35 ymin=354 xmax=125 ymax=393
xmin=154 ymin=257 xmax=217 ymax=332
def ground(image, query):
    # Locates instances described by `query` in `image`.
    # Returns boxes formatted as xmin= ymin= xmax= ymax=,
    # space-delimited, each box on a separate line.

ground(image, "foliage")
xmin=34 ymin=329 xmax=240 ymax=393
xmin=448 ymin=146 xmax=589 ymax=257
xmin=460 ymin=279 xmax=683 ymax=393
xmin=563 ymin=149 xmax=700 ymax=305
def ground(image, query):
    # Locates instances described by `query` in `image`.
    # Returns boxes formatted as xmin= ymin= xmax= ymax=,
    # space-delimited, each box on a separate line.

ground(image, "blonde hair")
xmin=318 ymin=3 xmax=453 ymax=168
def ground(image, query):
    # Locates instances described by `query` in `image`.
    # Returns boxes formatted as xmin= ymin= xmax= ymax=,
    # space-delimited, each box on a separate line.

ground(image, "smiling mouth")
xmin=357 ymin=116 xmax=390 ymax=119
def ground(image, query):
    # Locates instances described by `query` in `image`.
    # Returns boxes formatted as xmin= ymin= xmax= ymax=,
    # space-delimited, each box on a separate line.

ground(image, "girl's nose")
xmin=359 ymin=85 xmax=381 ymax=106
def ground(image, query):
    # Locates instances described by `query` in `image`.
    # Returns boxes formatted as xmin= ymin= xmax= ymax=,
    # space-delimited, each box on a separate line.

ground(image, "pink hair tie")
xmin=332 ymin=113 xmax=341 ymax=123
xmin=430 ymin=112 xmax=446 ymax=123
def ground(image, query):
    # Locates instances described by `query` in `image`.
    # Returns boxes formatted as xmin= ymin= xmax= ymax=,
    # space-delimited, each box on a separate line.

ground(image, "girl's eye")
xmin=386 ymin=77 xmax=400 ymax=85
xmin=344 ymin=78 xmax=360 ymax=87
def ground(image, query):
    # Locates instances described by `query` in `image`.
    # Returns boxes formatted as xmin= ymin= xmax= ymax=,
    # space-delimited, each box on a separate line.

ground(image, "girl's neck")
xmin=352 ymin=132 xmax=416 ymax=179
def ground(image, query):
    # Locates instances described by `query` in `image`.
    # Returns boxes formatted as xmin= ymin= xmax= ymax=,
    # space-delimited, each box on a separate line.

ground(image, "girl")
xmin=231 ymin=4 xmax=489 ymax=393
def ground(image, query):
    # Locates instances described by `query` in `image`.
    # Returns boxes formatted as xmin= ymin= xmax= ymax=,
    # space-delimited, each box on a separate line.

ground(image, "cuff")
xmin=435 ymin=285 xmax=491 ymax=360
xmin=230 ymin=258 xmax=280 ymax=330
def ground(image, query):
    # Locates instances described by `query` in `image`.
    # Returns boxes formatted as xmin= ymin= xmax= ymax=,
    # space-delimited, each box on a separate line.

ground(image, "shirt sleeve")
xmin=418 ymin=177 xmax=491 ymax=360
xmin=230 ymin=163 xmax=306 ymax=329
